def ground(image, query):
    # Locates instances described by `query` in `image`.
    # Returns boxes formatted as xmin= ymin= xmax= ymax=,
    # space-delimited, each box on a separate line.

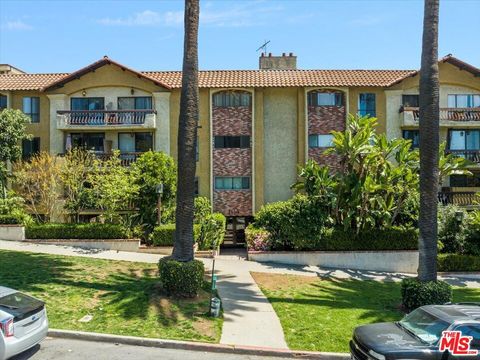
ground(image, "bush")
xmin=194 ymin=197 xmax=212 ymax=224
xmin=245 ymin=224 xmax=271 ymax=251
xmin=149 ymin=224 xmax=200 ymax=246
xmin=438 ymin=205 xmax=467 ymax=254
xmin=26 ymin=223 xmax=130 ymax=239
xmin=0 ymin=215 xmax=21 ymax=225
xmin=158 ymin=258 xmax=205 ymax=297
xmin=401 ymin=278 xmax=452 ymax=311
xmin=323 ymin=227 xmax=418 ymax=251
xmin=464 ymin=211 xmax=480 ymax=256
xmin=197 ymin=213 xmax=226 ymax=250
xmin=437 ymin=254 xmax=480 ymax=272
xmin=254 ymin=195 xmax=330 ymax=250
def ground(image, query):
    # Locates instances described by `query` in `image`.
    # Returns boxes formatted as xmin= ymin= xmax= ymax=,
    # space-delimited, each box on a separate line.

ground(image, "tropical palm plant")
xmin=418 ymin=0 xmax=440 ymax=282
xmin=172 ymin=0 xmax=200 ymax=262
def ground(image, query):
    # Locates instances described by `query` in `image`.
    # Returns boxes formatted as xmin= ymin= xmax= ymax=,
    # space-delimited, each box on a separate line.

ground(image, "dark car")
xmin=350 ymin=303 xmax=480 ymax=360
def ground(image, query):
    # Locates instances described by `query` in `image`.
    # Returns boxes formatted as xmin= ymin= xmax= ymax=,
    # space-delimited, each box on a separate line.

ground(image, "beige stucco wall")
xmin=263 ymin=87 xmax=298 ymax=203
xmin=10 ymin=91 xmax=50 ymax=153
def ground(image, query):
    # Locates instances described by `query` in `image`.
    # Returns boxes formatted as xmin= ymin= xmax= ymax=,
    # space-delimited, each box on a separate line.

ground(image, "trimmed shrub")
xmin=245 ymin=224 xmax=271 ymax=251
xmin=0 ymin=215 xmax=21 ymax=225
xmin=26 ymin=223 xmax=130 ymax=239
xmin=149 ymin=224 xmax=200 ymax=246
xmin=158 ymin=258 xmax=205 ymax=297
xmin=194 ymin=197 xmax=213 ymax=224
xmin=401 ymin=278 xmax=452 ymax=311
xmin=197 ymin=212 xmax=226 ymax=250
xmin=254 ymin=194 xmax=330 ymax=250
xmin=323 ymin=227 xmax=418 ymax=251
xmin=437 ymin=254 xmax=480 ymax=272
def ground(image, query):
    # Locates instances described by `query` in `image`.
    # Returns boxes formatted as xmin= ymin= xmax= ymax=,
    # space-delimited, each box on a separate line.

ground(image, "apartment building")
xmin=0 ymin=54 xmax=479 ymax=243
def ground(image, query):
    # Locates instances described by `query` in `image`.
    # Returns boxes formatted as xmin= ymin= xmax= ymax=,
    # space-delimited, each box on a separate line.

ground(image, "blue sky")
xmin=0 ymin=0 xmax=478 ymax=73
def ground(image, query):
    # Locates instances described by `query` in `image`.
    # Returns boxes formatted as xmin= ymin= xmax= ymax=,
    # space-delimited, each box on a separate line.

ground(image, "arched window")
xmin=213 ymin=91 xmax=251 ymax=107
xmin=307 ymin=91 xmax=343 ymax=107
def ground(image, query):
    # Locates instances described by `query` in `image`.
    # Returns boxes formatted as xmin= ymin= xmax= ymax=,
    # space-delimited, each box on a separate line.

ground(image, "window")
xmin=22 ymin=97 xmax=40 ymax=123
xmin=402 ymin=130 xmax=419 ymax=149
xmin=454 ymin=325 xmax=480 ymax=349
xmin=358 ymin=93 xmax=376 ymax=117
xmin=118 ymin=132 xmax=153 ymax=153
xmin=214 ymin=177 xmax=250 ymax=190
xmin=449 ymin=130 xmax=480 ymax=150
xmin=448 ymin=94 xmax=480 ymax=108
xmin=402 ymin=95 xmax=419 ymax=107
xmin=118 ymin=97 xmax=153 ymax=110
xmin=450 ymin=173 xmax=480 ymax=187
xmin=71 ymin=133 xmax=105 ymax=152
xmin=308 ymin=92 xmax=342 ymax=106
xmin=22 ymin=137 xmax=40 ymax=159
xmin=213 ymin=92 xmax=251 ymax=107
xmin=71 ymin=97 xmax=104 ymax=111
xmin=308 ymin=134 xmax=333 ymax=148
xmin=214 ymin=136 xmax=250 ymax=149
xmin=0 ymin=94 xmax=7 ymax=110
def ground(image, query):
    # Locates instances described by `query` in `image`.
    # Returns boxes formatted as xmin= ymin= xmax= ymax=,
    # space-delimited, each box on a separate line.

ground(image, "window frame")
xmin=448 ymin=94 xmax=480 ymax=108
xmin=70 ymin=97 xmax=105 ymax=111
xmin=70 ymin=132 xmax=105 ymax=152
xmin=358 ymin=93 xmax=376 ymax=117
xmin=0 ymin=94 xmax=7 ymax=110
xmin=214 ymin=135 xmax=250 ymax=149
xmin=402 ymin=130 xmax=420 ymax=149
xmin=308 ymin=134 xmax=334 ymax=148
xmin=402 ymin=94 xmax=420 ymax=108
xmin=307 ymin=92 xmax=343 ymax=107
xmin=22 ymin=96 xmax=40 ymax=123
xmin=118 ymin=132 xmax=154 ymax=153
xmin=22 ymin=137 xmax=40 ymax=159
xmin=212 ymin=91 xmax=252 ymax=107
xmin=214 ymin=176 xmax=251 ymax=190
xmin=448 ymin=129 xmax=480 ymax=151
xmin=117 ymin=96 xmax=153 ymax=110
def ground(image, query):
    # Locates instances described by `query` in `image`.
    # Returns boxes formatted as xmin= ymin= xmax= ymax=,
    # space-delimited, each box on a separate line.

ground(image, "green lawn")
xmin=0 ymin=250 xmax=222 ymax=343
xmin=252 ymin=272 xmax=480 ymax=353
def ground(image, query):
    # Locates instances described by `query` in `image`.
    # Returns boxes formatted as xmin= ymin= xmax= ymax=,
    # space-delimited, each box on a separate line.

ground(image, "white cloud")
xmin=1 ymin=20 xmax=33 ymax=31
xmin=98 ymin=10 xmax=183 ymax=27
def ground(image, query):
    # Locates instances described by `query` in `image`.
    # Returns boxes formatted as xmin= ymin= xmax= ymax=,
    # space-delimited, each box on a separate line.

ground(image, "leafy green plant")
xmin=401 ymin=278 xmax=452 ymax=311
xmin=158 ymin=258 xmax=205 ymax=298
xmin=194 ymin=196 xmax=212 ymax=223
xmin=197 ymin=212 xmax=226 ymax=250
xmin=26 ymin=223 xmax=130 ymax=239
xmin=149 ymin=224 xmax=200 ymax=246
xmin=0 ymin=193 xmax=32 ymax=225
xmin=131 ymin=151 xmax=176 ymax=231
xmin=437 ymin=253 xmax=480 ymax=272
xmin=245 ymin=224 xmax=271 ymax=251
xmin=437 ymin=205 xmax=467 ymax=254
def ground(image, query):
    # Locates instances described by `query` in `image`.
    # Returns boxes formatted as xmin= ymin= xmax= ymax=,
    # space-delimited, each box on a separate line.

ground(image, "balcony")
xmin=57 ymin=110 xmax=157 ymax=130
xmin=438 ymin=191 xmax=479 ymax=207
xmin=96 ymin=152 xmax=143 ymax=167
xmin=445 ymin=149 xmax=480 ymax=165
xmin=401 ymin=107 xmax=480 ymax=127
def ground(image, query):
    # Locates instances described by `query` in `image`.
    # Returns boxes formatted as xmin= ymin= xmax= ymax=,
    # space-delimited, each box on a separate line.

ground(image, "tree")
xmin=172 ymin=0 xmax=200 ymax=262
xmin=61 ymin=148 xmax=96 ymax=222
xmin=0 ymin=109 xmax=31 ymax=198
xmin=131 ymin=151 xmax=177 ymax=231
xmin=88 ymin=151 xmax=139 ymax=224
xmin=13 ymin=152 xmax=62 ymax=222
xmin=418 ymin=0 xmax=440 ymax=282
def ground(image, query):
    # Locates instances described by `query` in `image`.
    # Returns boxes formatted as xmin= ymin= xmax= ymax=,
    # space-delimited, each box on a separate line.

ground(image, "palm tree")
xmin=418 ymin=0 xmax=440 ymax=282
xmin=172 ymin=0 xmax=200 ymax=262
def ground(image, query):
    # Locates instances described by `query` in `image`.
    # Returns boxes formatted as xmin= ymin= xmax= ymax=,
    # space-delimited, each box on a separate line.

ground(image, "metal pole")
xmin=157 ymin=194 xmax=162 ymax=225
xmin=209 ymin=257 xmax=216 ymax=316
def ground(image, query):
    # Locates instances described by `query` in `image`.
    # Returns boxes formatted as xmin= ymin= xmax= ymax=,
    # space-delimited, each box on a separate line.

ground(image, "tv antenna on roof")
xmin=256 ymin=40 xmax=271 ymax=54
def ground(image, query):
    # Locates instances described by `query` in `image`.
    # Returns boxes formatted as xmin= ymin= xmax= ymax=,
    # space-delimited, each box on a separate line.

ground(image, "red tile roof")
xmin=0 ymin=55 xmax=476 ymax=92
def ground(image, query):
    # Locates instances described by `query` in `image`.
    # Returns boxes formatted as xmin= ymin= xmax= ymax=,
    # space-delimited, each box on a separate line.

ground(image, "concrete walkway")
xmin=1 ymin=240 xmax=480 ymax=350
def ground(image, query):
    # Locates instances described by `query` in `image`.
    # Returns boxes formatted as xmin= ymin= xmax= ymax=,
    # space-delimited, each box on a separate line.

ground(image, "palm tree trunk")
xmin=418 ymin=0 xmax=440 ymax=282
xmin=172 ymin=0 xmax=200 ymax=262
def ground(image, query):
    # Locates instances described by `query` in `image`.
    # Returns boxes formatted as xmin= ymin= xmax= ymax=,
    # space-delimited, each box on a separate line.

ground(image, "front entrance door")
xmin=223 ymin=216 xmax=253 ymax=247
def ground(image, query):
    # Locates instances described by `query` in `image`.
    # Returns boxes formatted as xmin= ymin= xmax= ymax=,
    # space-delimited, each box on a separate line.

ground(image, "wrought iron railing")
xmin=57 ymin=110 xmax=156 ymax=126
xmin=438 ymin=191 xmax=478 ymax=206
xmin=445 ymin=149 xmax=480 ymax=163
xmin=402 ymin=107 xmax=480 ymax=122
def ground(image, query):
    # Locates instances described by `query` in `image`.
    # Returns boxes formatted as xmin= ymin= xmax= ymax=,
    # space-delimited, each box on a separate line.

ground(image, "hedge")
xmin=158 ymin=258 xmax=205 ymax=297
xmin=149 ymin=224 xmax=201 ymax=246
xmin=0 ymin=215 xmax=22 ymax=225
xmin=26 ymin=223 xmax=130 ymax=239
xmin=401 ymin=278 xmax=452 ymax=311
xmin=245 ymin=224 xmax=271 ymax=251
xmin=437 ymin=254 xmax=480 ymax=272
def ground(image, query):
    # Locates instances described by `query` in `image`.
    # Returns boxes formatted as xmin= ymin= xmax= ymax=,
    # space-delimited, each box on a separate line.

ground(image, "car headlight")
xmin=369 ymin=350 xmax=386 ymax=360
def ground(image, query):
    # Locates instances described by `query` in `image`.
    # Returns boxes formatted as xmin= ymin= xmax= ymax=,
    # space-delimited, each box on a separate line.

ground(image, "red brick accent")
xmin=212 ymin=106 xmax=252 ymax=136
xmin=308 ymin=148 xmax=342 ymax=172
xmin=213 ymin=148 xmax=252 ymax=176
xmin=213 ymin=190 xmax=252 ymax=216
xmin=308 ymin=106 xmax=346 ymax=134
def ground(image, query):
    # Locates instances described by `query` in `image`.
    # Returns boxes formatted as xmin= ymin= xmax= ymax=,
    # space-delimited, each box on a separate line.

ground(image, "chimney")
xmin=259 ymin=53 xmax=297 ymax=70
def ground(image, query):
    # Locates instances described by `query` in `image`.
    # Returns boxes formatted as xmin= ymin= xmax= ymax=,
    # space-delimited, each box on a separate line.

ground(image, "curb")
xmin=48 ymin=329 xmax=350 ymax=359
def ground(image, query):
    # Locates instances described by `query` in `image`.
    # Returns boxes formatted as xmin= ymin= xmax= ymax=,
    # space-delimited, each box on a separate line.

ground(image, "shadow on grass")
xmin=0 ymin=250 xmax=207 ymax=327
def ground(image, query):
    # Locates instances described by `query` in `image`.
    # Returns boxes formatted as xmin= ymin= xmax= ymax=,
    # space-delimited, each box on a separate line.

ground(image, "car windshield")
xmin=399 ymin=308 xmax=449 ymax=344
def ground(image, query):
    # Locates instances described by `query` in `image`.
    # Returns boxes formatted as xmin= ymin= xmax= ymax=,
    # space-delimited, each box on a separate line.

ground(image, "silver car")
xmin=0 ymin=287 xmax=48 ymax=360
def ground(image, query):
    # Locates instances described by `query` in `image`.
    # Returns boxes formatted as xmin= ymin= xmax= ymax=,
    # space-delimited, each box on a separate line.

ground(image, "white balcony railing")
xmin=401 ymin=107 xmax=480 ymax=126
xmin=57 ymin=110 xmax=157 ymax=129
